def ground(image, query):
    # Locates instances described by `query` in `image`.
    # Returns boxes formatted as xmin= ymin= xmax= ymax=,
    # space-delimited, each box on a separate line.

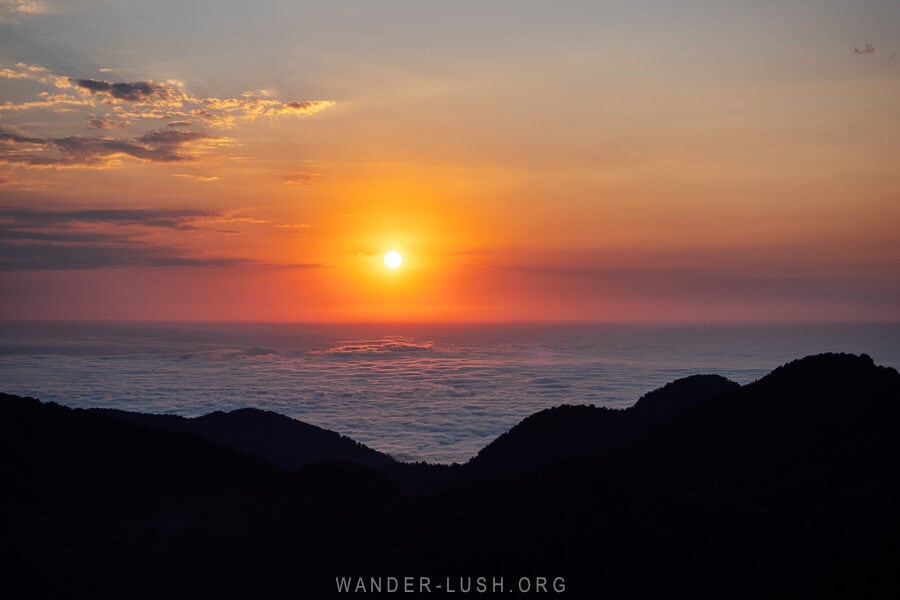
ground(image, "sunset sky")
xmin=1 ymin=0 xmax=898 ymax=321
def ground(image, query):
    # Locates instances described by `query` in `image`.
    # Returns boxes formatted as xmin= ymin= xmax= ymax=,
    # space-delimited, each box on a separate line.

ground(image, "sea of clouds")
xmin=2 ymin=322 xmax=898 ymax=463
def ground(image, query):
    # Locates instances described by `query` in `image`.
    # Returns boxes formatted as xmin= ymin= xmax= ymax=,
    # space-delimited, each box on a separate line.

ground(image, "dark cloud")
xmin=0 ymin=206 xmax=325 ymax=270
xmin=0 ymin=228 xmax=134 ymax=243
xmin=0 ymin=130 xmax=43 ymax=144
xmin=73 ymin=78 xmax=170 ymax=102
xmin=284 ymin=101 xmax=317 ymax=111
xmin=0 ymin=205 xmax=236 ymax=270
xmin=0 ymin=242 xmax=249 ymax=270
xmin=88 ymin=117 xmax=130 ymax=130
xmin=0 ymin=206 xmax=217 ymax=230
xmin=0 ymin=126 xmax=211 ymax=166
xmin=853 ymin=43 xmax=875 ymax=55
xmin=137 ymin=128 xmax=207 ymax=147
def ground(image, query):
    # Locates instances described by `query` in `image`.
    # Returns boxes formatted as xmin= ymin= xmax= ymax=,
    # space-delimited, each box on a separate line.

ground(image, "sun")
xmin=384 ymin=250 xmax=403 ymax=269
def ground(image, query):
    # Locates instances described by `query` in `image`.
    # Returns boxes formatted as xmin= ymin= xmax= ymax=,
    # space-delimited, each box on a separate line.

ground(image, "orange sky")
xmin=1 ymin=1 xmax=899 ymax=321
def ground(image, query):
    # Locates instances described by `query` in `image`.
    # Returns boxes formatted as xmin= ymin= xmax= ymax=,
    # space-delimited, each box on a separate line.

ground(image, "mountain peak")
xmin=749 ymin=352 xmax=898 ymax=398
xmin=467 ymin=373 xmax=740 ymax=476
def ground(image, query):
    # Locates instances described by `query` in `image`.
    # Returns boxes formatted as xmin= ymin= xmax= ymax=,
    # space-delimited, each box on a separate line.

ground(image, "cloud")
xmin=320 ymin=337 xmax=436 ymax=357
xmin=0 ymin=0 xmax=46 ymax=21
xmin=0 ymin=92 xmax=93 ymax=113
xmin=853 ymin=43 xmax=875 ymax=55
xmin=0 ymin=63 xmax=62 ymax=86
xmin=0 ymin=242 xmax=251 ymax=270
xmin=174 ymin=173 xmax=220 ymax=182
xmin=1 ymin=66 xmax=40 ymax=80
xmin=198 ymin=94 xmax=336 ymax=127
xmin=0 ymin=130 xmax=41 ymax=144
xmin=275 ymin=223 xmax=312 ymax=230
xmin=211 ymin=215 xmax=268 ymax=224
xmin=277 ymin=100 xmax=336 ymax=116
xmin=136 ymin=127 xmax=207 ymax=147
xmin=89 ymin=117 xmax=131 ymax=130
xmin=1 ymin=65 xmax=336 ymax=126
xmin=72 ymin=78 xmax=186 ymax=104
xmin=0 ymin=227 xmax=132 ymax=243
xmin=0 ymin=126 xmax=213 ymax=166
xmin=283 ymin=172 xmax=320 ymax=185
xmin=0 ymin=206 xmax=219 ymax=230
xmin=0 ymin=62 xmax=337 ymax=170
xmin=0 ymin=206 xmax=259 ymax=270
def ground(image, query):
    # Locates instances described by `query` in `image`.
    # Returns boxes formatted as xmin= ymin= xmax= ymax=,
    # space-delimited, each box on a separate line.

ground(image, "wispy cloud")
xmin=1 ymin=64 xmax=46 ymax=80
xmin=211 ymin=215 xmax=269 ymax=225
xmin=0 ymin=64 xmax=91 ymax=115
xmin=0 ymin=126 xmax=214 ymax=166
xmin=0 ymin=206 xmax=266 ymax=270
xmin=198 ymin=94 xmax=335 ymax=127
xmin=0 ymin=62 xmax=64 ymax=86
xmin=174 ymin=173 xmax=220 ymax=182
xmin=0 ymin=93 xmax=93 ymax=113
xmin=0 ymin=207 xmax=219 ymax=229
xmin=89 ymin=117 xmax=131 ymax=130
xmin=0 ymin=206 xmax=323 ymax=269
xmin=283 ymin=172 xmax=320 ymax=185
xmin=275 ymin=223 xmax=312 ymax=230
xmin=0 ymin=242 xmax=253 ymax=270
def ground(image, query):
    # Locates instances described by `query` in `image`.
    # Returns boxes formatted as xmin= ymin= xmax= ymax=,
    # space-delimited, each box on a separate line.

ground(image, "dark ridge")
xmin=466 ymin=373 xmax=739 ymax=478
xmin=0 ymin=393 xmax=272 ymax=493
xmin=395 ymin=353 xmax=900 ymax=597
xmin=630 ymin=373 xmax=742 ymax=424
xmin=93 ymin=406 xmax=395 ymax=470
xmin=0 ymin=392 xmax=400 ymax=598
xmin=640 ymin=352 xmax=900 ymax=504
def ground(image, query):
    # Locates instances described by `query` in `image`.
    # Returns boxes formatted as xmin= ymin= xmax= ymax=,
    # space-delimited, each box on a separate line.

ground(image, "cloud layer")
xmin=321 ymin=337 xmax=436 ymax=357
xmin=2 ymin=322 xmax=839 ymax=462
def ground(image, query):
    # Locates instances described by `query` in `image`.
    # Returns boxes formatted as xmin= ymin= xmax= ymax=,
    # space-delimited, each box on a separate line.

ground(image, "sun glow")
xmin=384 ymin=250 xmax=403 ymax=269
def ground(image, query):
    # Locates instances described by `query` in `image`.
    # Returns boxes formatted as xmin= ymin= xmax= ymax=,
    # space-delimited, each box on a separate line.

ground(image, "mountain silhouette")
xmin=467 ymin=373 xmax=739 ymax=478
xmin=2 ymin=352 xmax=898 ymax=598
xmin=394 ymin=353 xmax=900 ymax=597
xmin=92 ymin=406 xmax=395 ymax=470
xmin=641 ymin=352 xmax=900 ymax=505
xmin=0 ymin=393 xmax=399 ymax=598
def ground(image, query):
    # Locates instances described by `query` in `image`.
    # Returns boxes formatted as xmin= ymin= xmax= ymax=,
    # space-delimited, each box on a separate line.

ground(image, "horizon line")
xmin=3 ymin=318 xmax=899 ymax=326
